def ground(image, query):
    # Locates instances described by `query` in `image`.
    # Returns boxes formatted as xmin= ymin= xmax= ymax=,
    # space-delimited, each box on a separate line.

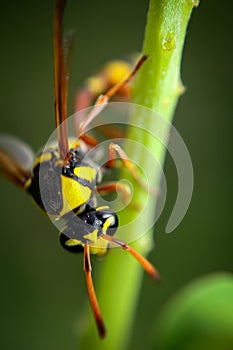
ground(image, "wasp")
xmin=0 ymin=0 xmax=159 ymax=338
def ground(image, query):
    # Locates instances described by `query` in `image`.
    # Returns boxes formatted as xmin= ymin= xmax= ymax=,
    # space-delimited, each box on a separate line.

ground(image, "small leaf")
xmin=151 ymin=273 xmax=233 ymax=350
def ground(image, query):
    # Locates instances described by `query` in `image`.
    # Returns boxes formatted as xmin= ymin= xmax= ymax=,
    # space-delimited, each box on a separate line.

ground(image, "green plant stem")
xmin=78 ymin=1 xmax=197 ymax=349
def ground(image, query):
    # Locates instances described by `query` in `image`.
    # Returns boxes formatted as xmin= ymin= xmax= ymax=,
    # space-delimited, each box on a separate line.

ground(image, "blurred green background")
xmin=0 ymin=1 xmax=232 ymax=349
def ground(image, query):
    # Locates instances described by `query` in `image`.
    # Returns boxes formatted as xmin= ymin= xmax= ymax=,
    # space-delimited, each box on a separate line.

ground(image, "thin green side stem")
xmin=78 ymin=1 xmax=197 ymax=349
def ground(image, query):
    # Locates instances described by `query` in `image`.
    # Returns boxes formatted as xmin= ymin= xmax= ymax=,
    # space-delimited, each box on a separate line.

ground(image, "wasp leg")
xmin=106 ymin=143 xmax=159 ymax=195
xmin=96 ymin=181 xmax=131 ymax=205
xmin=83 ymin=244 xmax=106 ymax=338
xmin=78 ymin=121 xmax=125 ymax=148
xmin=79 ymin=133 xmax=99 ymax=147
xmin=74 ymin=85 xmax=126 ymax=142
xmin=78 ymin=55 xmax=148 ymax=137
xmin=96 ymin=124 xmax=125 ymax=139
xmin=74 ymin=88 xmax=126 ymax=141
xmin=101 ymin=234 xmax=160 ymax=282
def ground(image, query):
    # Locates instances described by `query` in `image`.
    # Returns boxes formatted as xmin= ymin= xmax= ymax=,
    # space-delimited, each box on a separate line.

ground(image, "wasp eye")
xmin=95 ymin=209 xmax=118 ymax=236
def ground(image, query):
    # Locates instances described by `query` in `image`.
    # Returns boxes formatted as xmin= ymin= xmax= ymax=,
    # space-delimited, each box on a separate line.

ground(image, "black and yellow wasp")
xmin=0 ymin=0 xmax=159 ymax=338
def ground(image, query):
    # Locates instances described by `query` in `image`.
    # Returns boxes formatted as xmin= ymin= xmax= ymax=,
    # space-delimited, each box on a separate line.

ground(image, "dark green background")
xmin=0 ymin=1 xmax=232 ymax=349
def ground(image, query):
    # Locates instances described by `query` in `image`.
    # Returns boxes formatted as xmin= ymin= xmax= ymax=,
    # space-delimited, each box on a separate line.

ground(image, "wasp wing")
xmin=0 ymin=134 xmax=35 ymax=188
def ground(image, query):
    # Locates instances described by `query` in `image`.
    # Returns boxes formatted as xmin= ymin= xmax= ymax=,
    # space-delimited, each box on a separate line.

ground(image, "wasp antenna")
xmin=54 ymin=0 xmax=69 ymax=159
xmin=84 ymin=244 xmax=106 ymax=338
xmin=101 ymin=234 xmax=160 ymax=282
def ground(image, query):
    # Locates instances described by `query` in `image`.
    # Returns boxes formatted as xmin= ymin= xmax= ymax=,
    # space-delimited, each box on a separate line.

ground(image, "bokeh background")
xmin=0 ymin=1 xmax=232 ymax=349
